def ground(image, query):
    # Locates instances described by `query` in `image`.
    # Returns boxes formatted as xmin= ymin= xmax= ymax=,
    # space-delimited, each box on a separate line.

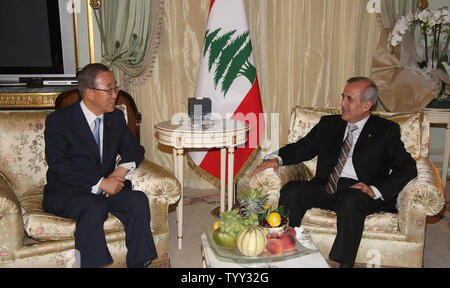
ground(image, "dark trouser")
xmin=59 ymin=186 xmax=157 ymax=268
xmin=278 ymin=178 xmax=389 ymax=265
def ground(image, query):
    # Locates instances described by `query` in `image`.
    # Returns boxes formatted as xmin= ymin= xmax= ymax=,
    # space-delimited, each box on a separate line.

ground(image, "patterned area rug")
xmin=183 ymin=194 xmax=220 ymax=206
xmin=181 ymin=188 xmax=221 ymax=206
xmin=168 ymin=189 xmax=221 ymax=213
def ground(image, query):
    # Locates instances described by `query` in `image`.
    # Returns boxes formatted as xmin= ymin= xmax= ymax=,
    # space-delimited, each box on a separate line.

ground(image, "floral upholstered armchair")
xmin=249 ymin=106 xmax=445 ymax=268
xmin=0 ymin=102 xmax=181 ymax=267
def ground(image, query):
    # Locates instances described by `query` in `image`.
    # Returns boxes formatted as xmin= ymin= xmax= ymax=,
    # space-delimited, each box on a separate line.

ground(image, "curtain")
xmin=377 ymin=0 xmax=418 ymax=28
xmin=134 ymin=0 xmax=380 ymax=186
xmin=246 ymin=0 xmax=380 ymax=151
xmin=94 ymin=0 xmax=164 ymax=89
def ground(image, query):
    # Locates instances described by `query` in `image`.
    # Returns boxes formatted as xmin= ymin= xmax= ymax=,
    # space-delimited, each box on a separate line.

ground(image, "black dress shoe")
xmin=142 ymin=259 xmax=152 ymax=267
xmin=339 ymin=262 xmax=353 ymax=268
xmin=130 ymin=259 xmax=152 ymax=268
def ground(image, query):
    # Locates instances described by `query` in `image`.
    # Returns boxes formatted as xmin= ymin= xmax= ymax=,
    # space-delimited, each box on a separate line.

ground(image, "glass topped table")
xmin=201 ymin=228 xmax=330 ymax=268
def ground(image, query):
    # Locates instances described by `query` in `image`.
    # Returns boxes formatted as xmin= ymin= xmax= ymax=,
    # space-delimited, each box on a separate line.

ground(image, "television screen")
xmin=0 ymin=0 xmax=64 ymax=74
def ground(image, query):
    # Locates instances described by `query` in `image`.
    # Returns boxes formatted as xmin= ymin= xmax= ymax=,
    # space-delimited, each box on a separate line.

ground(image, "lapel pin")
xmin=368 ymin=134 xmax=372 ymax=138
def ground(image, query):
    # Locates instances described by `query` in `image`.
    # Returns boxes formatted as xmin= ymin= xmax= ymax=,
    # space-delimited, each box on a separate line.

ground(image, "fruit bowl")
xmin=259 ymin=215 xmax=289 ymax=236
xmin=205 ymin=225 xmax=314 ymax=263
xmin=264 ymin=223 xmax=288 ymax=236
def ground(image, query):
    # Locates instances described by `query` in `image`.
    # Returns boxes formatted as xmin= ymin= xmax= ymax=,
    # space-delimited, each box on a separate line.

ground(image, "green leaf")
xmin=214 ymin=32 xmax=249 ymax=89
xmin=208 ymin=30 xmax=236 ymax=72
xmin=418 ymin=60 xmax=427 ymax=70
xmin=241 ymin=60 xmax=256 ymax=84
xmin=275 ymin=206 xmax=286 ymax=219
xmin=222 ymin=40 xmax=253 ymax=96
xmin=203 ymin=28 xmax=221 ymax=57
xmin=437 ymin=55 xmax=448 ymax=72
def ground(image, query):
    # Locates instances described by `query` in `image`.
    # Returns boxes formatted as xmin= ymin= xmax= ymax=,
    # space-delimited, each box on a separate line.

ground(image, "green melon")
xmin=213 ymin=229 xmax=236 ymax=249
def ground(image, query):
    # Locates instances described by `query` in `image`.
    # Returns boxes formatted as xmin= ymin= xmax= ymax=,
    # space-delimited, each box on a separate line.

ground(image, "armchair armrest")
xmin=0 ymin=176 xmax=24 ymax=260
xmin=396 ymin=158 xmax=446 ymax=238
xmin=126 ymin=159 xmax=181 ymax=205
xmin=249 ymin=163 xmax=312 ymax=207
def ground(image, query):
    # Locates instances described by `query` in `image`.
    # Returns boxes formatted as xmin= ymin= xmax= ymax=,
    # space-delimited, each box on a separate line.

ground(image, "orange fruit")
xmin=267 ymin=212 xmax=281 ymax=228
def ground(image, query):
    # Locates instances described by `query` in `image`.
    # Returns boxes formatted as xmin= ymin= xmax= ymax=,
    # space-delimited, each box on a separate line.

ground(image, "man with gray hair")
xmin=43 ymin=63 xmax=157 ymax=268
xmin=252 ymin=77 xmax=417 ymax=268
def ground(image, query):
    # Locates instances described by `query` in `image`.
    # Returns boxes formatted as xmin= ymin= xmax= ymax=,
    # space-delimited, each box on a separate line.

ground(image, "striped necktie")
xmin=93 ymin=117 xmax=102 ymax=163
xmin=325 ymin=124 xmax=358 ymax=194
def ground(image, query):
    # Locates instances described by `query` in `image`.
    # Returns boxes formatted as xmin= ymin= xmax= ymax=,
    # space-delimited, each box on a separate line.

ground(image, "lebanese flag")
xmin=189 ymin=0 xmax=265 ymax=183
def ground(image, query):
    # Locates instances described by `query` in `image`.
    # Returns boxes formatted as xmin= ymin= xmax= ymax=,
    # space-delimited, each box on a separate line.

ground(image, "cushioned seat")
xmin=249 ymin=106 xmax=445 ymax=267
xmin=301 ymin=208 xmax=398 ymax=234
xmin=0 ymin=97 xmax=181 ymax=267
xmin=21 ymin=194 xmax=123 ymax=241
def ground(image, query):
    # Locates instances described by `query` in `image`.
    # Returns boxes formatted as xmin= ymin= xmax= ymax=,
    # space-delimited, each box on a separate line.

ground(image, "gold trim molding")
xmin=72 ymin=0 xmax=81 ymax=71
xmin=418 ymin=0 xmax=428 ymax=11
xmin=0 ymin=93 xmax=60 ymax=109
xmin=86 ymin=0 xmax=96 ymax=63
xmin=89 ymin=0 xmax=101 ymax=9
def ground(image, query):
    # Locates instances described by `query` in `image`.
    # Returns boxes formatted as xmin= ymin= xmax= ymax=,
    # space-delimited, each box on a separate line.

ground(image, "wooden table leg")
xmin=227 ymin=146 xmax=235 ymax=210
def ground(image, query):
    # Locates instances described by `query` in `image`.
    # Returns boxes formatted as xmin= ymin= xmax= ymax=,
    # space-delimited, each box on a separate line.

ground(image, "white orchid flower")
xmin=418 ymin=8 xmax=432 ymax=22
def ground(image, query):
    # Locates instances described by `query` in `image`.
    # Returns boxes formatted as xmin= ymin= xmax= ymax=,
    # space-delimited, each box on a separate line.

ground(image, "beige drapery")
xmin=377 ymin=0 xmax=418 ymax=28
xmin=94 ymin=0 xmax=165 ymax=89
xmin=134 ymin=0 xmax=380 ymax=182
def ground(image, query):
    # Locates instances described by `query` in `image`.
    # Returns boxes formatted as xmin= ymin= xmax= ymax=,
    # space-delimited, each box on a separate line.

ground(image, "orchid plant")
xmin=388 ymin=7 xmax=450 ymax=75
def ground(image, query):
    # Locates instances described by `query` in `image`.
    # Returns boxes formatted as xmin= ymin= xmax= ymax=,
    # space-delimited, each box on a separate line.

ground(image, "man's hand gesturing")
xmin=251 ymin=158 xmax=279 ymax=176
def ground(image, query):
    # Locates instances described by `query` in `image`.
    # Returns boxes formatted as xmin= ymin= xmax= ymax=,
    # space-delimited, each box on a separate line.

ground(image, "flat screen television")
xmin=0 ymin=0 xmax=77 ymax=85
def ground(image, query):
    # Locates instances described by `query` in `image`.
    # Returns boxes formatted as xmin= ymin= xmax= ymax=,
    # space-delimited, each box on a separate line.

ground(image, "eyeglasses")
xmin=90 ymin=86 xmax=120 ymax=95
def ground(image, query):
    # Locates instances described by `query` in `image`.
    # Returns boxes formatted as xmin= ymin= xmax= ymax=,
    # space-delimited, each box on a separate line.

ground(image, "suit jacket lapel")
xmin=102 ymin=113 xmax=113 ymax=165
xmin=354 ymin=114 xmax=374 ymax=154
xmin=330 ymin=119 xmax=347 ymax=163
xmin=336 ymin=119 xmax=347 ymax=148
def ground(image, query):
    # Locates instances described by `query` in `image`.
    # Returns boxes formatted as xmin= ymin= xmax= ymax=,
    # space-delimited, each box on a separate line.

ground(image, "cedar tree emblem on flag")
xmin=203 ymin=29 xmax=256 ymax=97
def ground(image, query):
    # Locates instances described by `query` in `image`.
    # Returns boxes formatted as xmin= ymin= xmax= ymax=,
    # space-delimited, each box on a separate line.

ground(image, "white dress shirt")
xmin=266 ymin=115 xmax=383 ymax=200
xmin=80 ymin=101 xmax=136 ymax=194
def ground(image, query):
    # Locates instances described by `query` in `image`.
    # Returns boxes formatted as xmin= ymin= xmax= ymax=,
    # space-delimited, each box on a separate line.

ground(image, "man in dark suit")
xmin=252 ymin=77 xmax=417 ymax=268
xmin=43 ymin=63 xmax=157 ymax=268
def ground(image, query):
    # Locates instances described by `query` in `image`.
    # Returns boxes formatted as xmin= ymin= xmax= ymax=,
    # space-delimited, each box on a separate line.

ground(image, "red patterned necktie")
xmin=325 ymin=124 xmax=358 ymax=194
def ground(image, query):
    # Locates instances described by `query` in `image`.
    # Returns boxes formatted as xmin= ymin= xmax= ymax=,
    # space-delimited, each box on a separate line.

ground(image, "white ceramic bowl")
xmin=263 ymin=221 xmax=288 ymax=236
